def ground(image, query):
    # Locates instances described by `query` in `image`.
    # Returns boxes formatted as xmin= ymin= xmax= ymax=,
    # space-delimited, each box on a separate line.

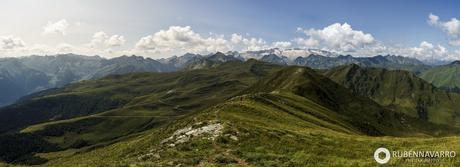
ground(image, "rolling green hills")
xmin=0 ymin=60 xmax=283 ymax=164
xmin=323 ymin=64 xmax=460 ymax=127
xmin=0 ymin=61 xmax=459 ymax=166
xmin=0 ymin=60 xmax=281 ymax=133
xmin=420 ymin=61 xmax=460 ymax=92
xmin=43 ymin=93 xmax=460 ymax=166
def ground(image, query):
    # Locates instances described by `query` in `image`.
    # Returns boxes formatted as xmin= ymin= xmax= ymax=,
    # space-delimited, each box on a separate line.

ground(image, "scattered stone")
xmin=137 ymin=152 xmax=161 ymax=160
xmin=175 ymin=135 xmax=190 ymax=144
xmin=230 ymin=135 xmax=238 ymax=141
xmin=161 ymin=122 xmax=224 ymax=146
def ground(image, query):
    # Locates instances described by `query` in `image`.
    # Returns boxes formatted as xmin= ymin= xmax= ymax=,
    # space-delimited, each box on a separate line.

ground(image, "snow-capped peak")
xmin=239 ymin=48 xmax=337 ymax=60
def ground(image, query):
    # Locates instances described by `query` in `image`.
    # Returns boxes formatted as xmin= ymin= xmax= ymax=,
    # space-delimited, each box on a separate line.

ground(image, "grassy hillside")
xmin=37 ymin=92 xmax=460 ymax=166
xmin=0 ymin=61 xmax=459 ymax=166
xmin=324 ymin=64 xmax=460 ymax=127
xmin=420 ymin=61 xmax=460 ymax=92
xmin=0 ymin=60 xmax=282 ymax=132
xmin=0 ymin=60 xmax=283 ymax=164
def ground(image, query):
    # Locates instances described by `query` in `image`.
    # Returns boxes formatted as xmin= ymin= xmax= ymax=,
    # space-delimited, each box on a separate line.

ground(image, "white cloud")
xmin=359 ymin=41 xmax=458 ymax=60
xmin=1 ymin=20 xmax=459 ymax=60
xmin=294 ymin=37 xmax=319 ymax=47
xmin=0 ymin=34 xmax=125 ymax=57
xmin=409 ymin=41 xmax=450 ymax=60
xmin=428 ymin=13 xmax=460 ymax=46
xmin=89 ymin=31 xmax=126 ymax=48
xmin=293 ymin=22 xmax=460 ymax=60
xmin=230 ymin=33 xmax=269 ymax=51
xmin=0 ymin=42 xmax=76 ymax=57
xmin=106 ymin=35 xmax=125 ymax=47
xmin=0 ymin=36 xmax=25 ymax=50
xmin=135 ymin=26 xmax=283 ymax=57
xmin=136 ymin=26 xmax=230 ymax=55
xmin=42 ymin=19 xmax=69 ymax=35
xmin=428 ymin=13 xmax=439 ymax=26
xmin=56 ymin=43 xmax=75 ymax=53
xmin=296 ymin=23 xmax=375 ymax=52
xmin=442 ymin=19 xmax=460 ymax=36
xmin=272 ymin=41 xmax=292 ymax=49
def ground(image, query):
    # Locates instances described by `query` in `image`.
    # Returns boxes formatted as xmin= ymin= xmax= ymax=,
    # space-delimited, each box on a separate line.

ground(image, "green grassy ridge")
xmin=0 ymin=92 xmax=126 ymax=133
xmin=324 ymin=64 xmax=460 ymax=127
xmin=223 ymin=92 xmax=362 ymax=135
xmin=1 ymin=60 xmax=459 ymax=166
xmin=420 ymin=63 xmax=460 ymax=92
xmin=0 ymin=60 xmax=282 ymax=133
xmin=0 ymin=60 xmax=283 ymax=164
xmin=19 ymin=107 xmax=191 ymax=152
xmin=37 ymin=92 xmax=460 ymax=166
xmin=243 ymin=66 xmax=452 ymax=136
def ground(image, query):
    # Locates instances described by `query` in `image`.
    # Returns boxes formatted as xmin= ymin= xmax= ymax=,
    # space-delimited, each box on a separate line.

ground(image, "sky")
xmin=1 ymin=0 xmax=460 ymax=60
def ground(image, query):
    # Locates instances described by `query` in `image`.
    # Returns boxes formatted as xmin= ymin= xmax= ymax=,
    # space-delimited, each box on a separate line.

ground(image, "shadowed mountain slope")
xmin=324 ymin=64 xmax=460 ymax=127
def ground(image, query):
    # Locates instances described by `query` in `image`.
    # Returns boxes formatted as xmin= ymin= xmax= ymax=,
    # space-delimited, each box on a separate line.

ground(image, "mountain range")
xmin=1 ymin=48 xmax=450 ymax=107
xmin=0 ymin=57 xmax=460 ymax=166
xmin=324 ymin=64 xmax=460 ymax=127
xmin=0 ymin=54 xmax=175 ymax=106
xmin=420 ymin=60 xmax=460 ymax=92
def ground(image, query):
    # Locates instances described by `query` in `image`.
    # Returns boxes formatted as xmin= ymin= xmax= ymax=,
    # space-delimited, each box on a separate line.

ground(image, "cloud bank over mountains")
xmin=1 ymin=13 xmax=460 ymax=60
xmin=295 ymin=23 xmax=375 ymax=52
xmin=0 ymin=36 xmax=25 ymax=50
xmin=428 ymin=13 xmax=460 ymax=46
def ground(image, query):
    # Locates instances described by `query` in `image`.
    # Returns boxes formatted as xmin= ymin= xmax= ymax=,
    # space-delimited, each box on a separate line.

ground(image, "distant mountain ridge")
xmin=420 ymin=60 xmax=460 ymax=92
xmin=0 ymin=59 xmax=459 ymax=166
xmin=0 ymin=54 xmax=175 ymax=106
xmin=324 ymin=64 xmax=460 ymax=127
xmin=226 ymin=48 xmax=430 ymax=73
xmin=0 ymin=48 xmax=458 ymax=106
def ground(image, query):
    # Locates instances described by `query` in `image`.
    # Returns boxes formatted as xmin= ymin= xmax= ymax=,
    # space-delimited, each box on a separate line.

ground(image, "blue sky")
xmin=0 ymin=0 xmax=460 ymax=59
xmin=153 ymin=0 xmax=458 ymax=46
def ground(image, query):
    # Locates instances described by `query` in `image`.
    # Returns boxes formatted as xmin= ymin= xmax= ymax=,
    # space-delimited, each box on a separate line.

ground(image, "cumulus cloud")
xmin=89 ymin=31 xmax=126 ymax=48
xmin=356 ymin=41 xmax=458 ymax=60
xmin=230 ymin=33 xmax=269 ymax=51
xmin=0 ymin=36 xmax=25 ymax=50
xmin=272 ymin=41 xmax=292 ymax=49
xmin=294 ymin=37 xmax=319 ymax=47
xmin=428 ymin=13 xmax=439 ymax=25
xmin=106 ymin=35 xmax=126 ymax=47
xmin=0 ymin=35 xmax=125 ymax=57
xmin=428 ymin=13 xmax=460 ymax=46
xmin=296 ymin=23 xmax=375 ymax=52
xmin=2 ymin=20 xmax=460 ymax=60
xmin=0 ymin=42 xmax=76 ymax=57
xmin=136 ymin=26 xmax=229 ymax=55
xmin=409 ymin=41 xmax=450 ymax=60
xmin=135 ymin=26 xmax=283 ymax=57
xmin=43 ymin=19 xmax=69 ymax=35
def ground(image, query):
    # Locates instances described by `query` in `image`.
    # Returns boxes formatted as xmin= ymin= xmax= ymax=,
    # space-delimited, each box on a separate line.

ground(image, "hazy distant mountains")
xmin=0 ymin=58 xmax=50 ymax=106
xmin=293 ymin=54 xmax=429 ymax=71
xmin=234 ymin=48 xmax=430 ymax=72
xmin=1 ymin=48 xmax=459 ymax=106
xmin=0 ymin=54 xmax=175 ymax=106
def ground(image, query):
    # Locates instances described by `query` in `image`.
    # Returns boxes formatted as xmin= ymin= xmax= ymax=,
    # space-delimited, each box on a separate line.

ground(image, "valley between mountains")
xmin=0 ymin=51 xmax=460 ymax=166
